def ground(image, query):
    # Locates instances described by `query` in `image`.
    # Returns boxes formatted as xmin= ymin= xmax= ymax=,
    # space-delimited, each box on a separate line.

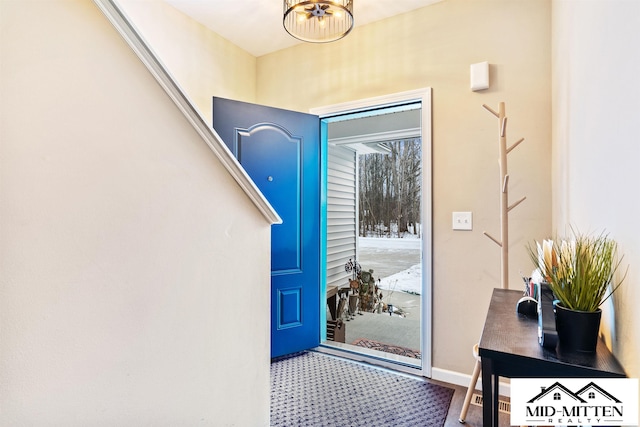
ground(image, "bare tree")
xmin=358 ymin=139 xmax=421 ymax=237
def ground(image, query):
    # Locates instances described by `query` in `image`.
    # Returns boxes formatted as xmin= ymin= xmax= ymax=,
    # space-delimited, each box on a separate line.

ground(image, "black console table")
xmin=478 ymin=288 xmax=626 ymax=427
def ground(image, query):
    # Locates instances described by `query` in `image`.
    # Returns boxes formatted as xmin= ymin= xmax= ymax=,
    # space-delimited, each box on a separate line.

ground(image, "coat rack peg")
xmin=482 ymin=104 xmax=499 ymax=118
xmin=502 ymin=175 xmax=509 ymax=193
xmin=507 ymin=137 xmax=525 ymax=154
xmin=508 ymin=196 xmax=527 ymax=212
xmin=500 ymin=117 xmax=507 ymax=137
xmin=483 ymin=231 xmax=502 ymax=247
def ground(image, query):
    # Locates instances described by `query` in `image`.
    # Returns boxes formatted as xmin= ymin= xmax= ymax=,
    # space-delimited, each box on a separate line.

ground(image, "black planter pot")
xmin=554 ymin=303 xmax=602 ymax=353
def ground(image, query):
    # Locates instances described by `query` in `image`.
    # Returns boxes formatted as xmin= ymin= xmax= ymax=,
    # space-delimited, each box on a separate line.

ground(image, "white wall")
xmin=117 ymin=0 xmax=258 ymax=124
xmin=552 ymin=0 xmax=640 ymax=378
xmin=0 ymin=1 xmax=271 ymax=425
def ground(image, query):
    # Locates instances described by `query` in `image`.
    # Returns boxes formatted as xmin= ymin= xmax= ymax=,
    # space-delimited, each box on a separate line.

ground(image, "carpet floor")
xmin=351 ymin=338 xmax=421 ymax=359
xmin=270 ymin=351 xmax=454 ymax=427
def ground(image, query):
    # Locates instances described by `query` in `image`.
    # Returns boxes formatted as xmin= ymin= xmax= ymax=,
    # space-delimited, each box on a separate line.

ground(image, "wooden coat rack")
xmin=459 ymin=102 xmax=526 ymax=423
xmin=482 ymin=102 xmax=526 ymax=290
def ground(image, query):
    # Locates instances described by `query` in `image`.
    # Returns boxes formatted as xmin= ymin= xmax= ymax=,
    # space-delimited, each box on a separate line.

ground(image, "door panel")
xmin=213 ymin=97 xmax=320 ymax=358
xmin=237 ymin=124 xmax=302 ymax=272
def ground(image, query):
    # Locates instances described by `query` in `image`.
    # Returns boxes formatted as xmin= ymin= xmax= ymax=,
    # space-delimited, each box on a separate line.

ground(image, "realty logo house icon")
xmin=511 ymin=378 xmax=638 ymax=426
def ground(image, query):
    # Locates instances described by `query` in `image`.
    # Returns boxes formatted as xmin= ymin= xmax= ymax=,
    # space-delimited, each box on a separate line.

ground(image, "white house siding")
xmin=326 ymin=145 xmax=358 ymax=289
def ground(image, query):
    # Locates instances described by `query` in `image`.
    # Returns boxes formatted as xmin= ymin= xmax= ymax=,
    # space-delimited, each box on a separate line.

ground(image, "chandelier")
xmin=283 ymin=1 xmax=354 ymax=43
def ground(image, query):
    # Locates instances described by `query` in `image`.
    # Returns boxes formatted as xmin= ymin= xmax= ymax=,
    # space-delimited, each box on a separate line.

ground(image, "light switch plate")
xmin=452 ymin=212 xmax=473 ymax=230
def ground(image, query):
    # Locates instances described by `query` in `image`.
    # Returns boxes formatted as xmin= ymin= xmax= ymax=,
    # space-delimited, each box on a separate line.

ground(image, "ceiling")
xmin=163 ymin=0 xmax=443 ymax=57
xmin=327 ymin=105 xmax=421 ymax=154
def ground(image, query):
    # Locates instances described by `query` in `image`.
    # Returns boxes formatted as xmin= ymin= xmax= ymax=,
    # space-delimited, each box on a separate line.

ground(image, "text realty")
xmin=527 ymin=404 xmax=623 ymax=422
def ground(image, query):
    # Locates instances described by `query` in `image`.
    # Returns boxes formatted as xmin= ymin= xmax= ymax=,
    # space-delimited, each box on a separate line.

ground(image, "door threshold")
xmin=315 ymin=342 xmax=425 ymax=378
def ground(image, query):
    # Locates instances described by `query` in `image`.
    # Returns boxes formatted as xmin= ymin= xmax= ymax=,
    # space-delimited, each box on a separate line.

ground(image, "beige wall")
xmin=258 ymin=0 xmax=552 ymax=375
xmin=112 ymin=0 xmax=553 ymax=379
xmin=0 ymin=0 xmax=271 ymax=425
xmin=552 ymin=0 xmax=640 ymax=378
xmin=118 ymin=0 xmax=257 ymax=124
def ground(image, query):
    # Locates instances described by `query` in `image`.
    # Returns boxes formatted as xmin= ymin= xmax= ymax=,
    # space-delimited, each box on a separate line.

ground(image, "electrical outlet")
xmin=452 ymin=212 xmax=473 ymax=230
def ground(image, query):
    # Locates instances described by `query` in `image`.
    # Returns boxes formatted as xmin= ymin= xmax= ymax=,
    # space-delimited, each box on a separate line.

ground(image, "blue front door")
xmin=213 ymin=97 xmax=320 ymax=358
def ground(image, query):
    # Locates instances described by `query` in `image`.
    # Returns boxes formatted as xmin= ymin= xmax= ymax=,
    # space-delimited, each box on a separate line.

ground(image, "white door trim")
xmin=311 ymin=88 xmax=433 ymax=378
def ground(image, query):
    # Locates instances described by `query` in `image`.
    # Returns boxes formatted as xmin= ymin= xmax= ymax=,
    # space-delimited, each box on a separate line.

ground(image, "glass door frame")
xmin=311 ymin=88 xmax=432 ymax=378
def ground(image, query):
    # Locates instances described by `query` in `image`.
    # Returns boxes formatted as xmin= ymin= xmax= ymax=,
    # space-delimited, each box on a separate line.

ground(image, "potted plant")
xmin=358 ymin=268 xmax=382 ymax=312
xmin=529 ymin=229 xmax=627 ymax=352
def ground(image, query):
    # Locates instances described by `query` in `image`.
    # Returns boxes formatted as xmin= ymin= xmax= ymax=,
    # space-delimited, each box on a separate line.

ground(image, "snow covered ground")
xmin=378 ymin=264 xmax=422 ymax=295
xmin=358 ymin=237 xmax=422 ymax=295
xmin=358 ymin=235 xmax=421 ymax=249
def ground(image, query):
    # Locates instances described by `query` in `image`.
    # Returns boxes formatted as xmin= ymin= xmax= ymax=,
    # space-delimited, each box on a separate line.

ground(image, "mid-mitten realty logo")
xmin=511 ymin=378 xmax=638 ymax=426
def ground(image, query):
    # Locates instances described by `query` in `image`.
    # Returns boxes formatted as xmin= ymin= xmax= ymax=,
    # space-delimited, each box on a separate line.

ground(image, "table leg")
xmin=481 ymin=356 xmax=494 ymax=427
xmin=493 ymin=372 xmax=499 ymax=427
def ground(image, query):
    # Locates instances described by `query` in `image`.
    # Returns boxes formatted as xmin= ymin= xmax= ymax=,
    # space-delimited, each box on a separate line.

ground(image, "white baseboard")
xmin=431 ymin=367 xmax=511 ymax=397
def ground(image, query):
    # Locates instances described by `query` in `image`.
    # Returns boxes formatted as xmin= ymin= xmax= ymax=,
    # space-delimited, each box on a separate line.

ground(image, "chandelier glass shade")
xmin=283 ymin=1 xmax=354 ymax=43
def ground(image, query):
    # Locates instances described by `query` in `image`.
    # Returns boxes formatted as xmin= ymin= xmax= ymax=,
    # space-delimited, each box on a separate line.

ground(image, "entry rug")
xmin=270 ymin=351 xmax=454 ymax=427
xmin=351 ymin=338 xmax=421 ymax=359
